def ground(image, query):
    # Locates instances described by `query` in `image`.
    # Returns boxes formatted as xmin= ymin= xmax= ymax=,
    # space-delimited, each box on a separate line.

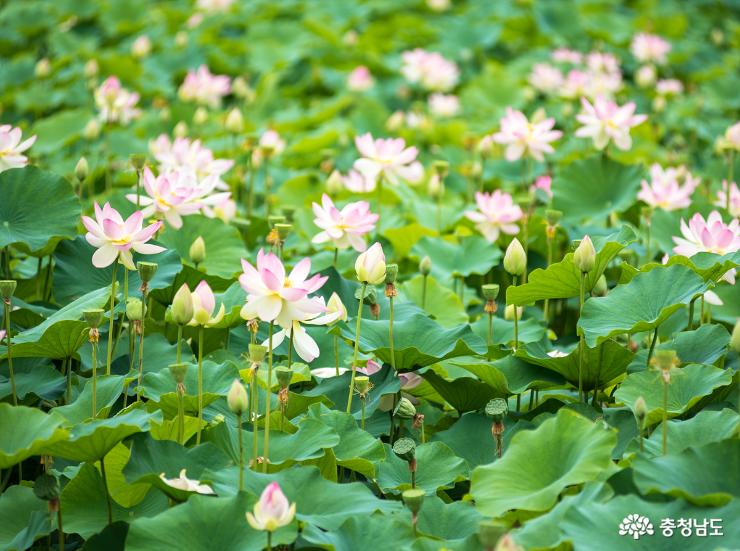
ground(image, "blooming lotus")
xmin=246 ymin=482 xmax=296 ymax=532
xmin=311 ymin=194 xmax=378 ymax=252
xmin=266 ymin=296 xmax=342 ymax=362
xmin=575 ymin=96 xmax=647 ymax=151
xmin=94 ymin=76 xmax=141 ymax=125
xmin=428 ymin=93 xmax=460 ymax=117
xmin=0 ymin=124 xmax=36 ymax=172
xmin=400 ymin=48 xmax=459 ymax=92
xmin=716 ymin=180 xmax=740 ymax=218
xmin=631 ymin=33 xmax=671 ymax=65
xmin=491 ymin=108 xmax=562 ymax=162
xmin=656 ymin=79 xmax=683 ymax=97
xmin=189 ymin=281 xmax=225 ymax=327
xmin=465 ymin=191 xmax=523 ymax=243
xmin=126 ymin=168 xmax=231 ymax=228
xmin=552 ymin=47 xmax=583 ymax=64
xmin=673 ymin=211 xmax=740 ymax=257
xmin=637 ymin=164 xmax=699 ymax=211
xmin=529 ymin=63 xmax=563 ymax=94
xmin=530 ymin=175 xmax=553 ymax=199
xmin=149 ymin=134 xmax=233 ymax=190
xmin=178 ymin=65 xmax=231 ymax=108
xmin=353 ymin=133 xmax=424 ymax=185
xmin=82 ymin=203 xmax=164 ymax=270
xmin=159 ymin=469 xmax=214 ymax=495
xmin=586 ymin=51 xmax=620 ymax=74
xmin=343 ymin=169 xmax=377 ymax=193
xmin=347 ymin=66 xmax=374 ymax=91
xmin=204 ymin=196 xmax=238 ymax=222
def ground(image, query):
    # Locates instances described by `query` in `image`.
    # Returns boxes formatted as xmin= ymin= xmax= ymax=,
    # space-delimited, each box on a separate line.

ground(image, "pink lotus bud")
xmin=245 ymin=482 xmax=296 ymax=532
xmin=355 ymin=242 xmax=386 ymax=284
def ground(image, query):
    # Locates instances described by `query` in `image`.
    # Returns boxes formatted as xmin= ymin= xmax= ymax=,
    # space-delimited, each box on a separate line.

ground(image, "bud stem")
xmin=487 ymin=312 xmax=494 ymax=361
xmin=105 ymin=259 xmax=119 ymax=376
xmin=251 ymin=370 xmax=259 ymax=467
xmin=361 ymin=396 xmax=366 ymax=431
xmin=263 ymin=321 xmax=274 ymax=472
xmin=347 ymin=283 xmax=367 ymax=413
xmin=176 ymin=383 xmax=185 ymax=445
xmin=136 ymin=284 xmax=149 ymax=403
xmin=99 ymin=455 xmax=113 ymax=525
xmin=333 ymin=334 xmax=340 ymax=377
xmin=578 ymin=271 xmax=586 ymax=402
xmin=662 ymin=375 xmax=669 ymax=455
xmin=646 ymin=327 xmax=659 ymax=367
xmin=91 ymin=336 xmax=98 ymax=419
xmin=135 ymin=168 xmax=143 ymax=209
xmin=389 ymin=296 xmax=396 ymax=372
xmin=237 ymin=411 xmax=244 ymax=492
xmin=3 ymin=298 xmax=17 ymax=407
xmin=112 ymin=268 xmax=129 ymax=363
xmin=511 ymin=276 xmax=519 ymax=351
xmin=196 ymin=326 xmax=204 ymax=445
xmin=421 ymin=274 xmax=428 ymax=310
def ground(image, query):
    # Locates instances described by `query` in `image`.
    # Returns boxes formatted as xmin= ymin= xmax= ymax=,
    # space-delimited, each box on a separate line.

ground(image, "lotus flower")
xmin=246 ymin=482 xmax=296 ymax=532
xmin=197 ymin=0 xmax=234 ymax=11
xmin=258 ymin=129 xmax=285 ymax=157
xmin=529 ymin=63 xmax=563 ymax=94
xmin=575 ymin=97 xmax=647 ymax=151
xmin=178 ymin=65 xmax=231 ymax=108
xmin=189 ymin=281 xmax=225 ymax=327
xmin=82 ymin=203 xmax=164 ymax=270
xmin=552 ymin=48 xmax=583 ymax=64
xmin=266 ymin=296 xmax=342 ymax=362
xmin=631 ymin=33 xmax=671 ymax=64
xmin=465 ymin=191 xmax=523 ymax=242
xmin=347 ymin=66 xmax=374 ymax=91
xmin=149 ymin=134 xmax=233 ymax=190
xmin=159 ymin=469 xmax=214 ymax=494
xmin=353 ymin=133 xmax=423 ymax=185
xmin=0 ymin=124 xmax=36 ymax=172
xmin=638 ymin=164 xmax=699 ymax=211
xmin=673 ymin=211 xmax=740 ymax=258
xmin=400 ymin=48 xmax=459 ymax=92
xmin=342 ymin=169 xmax=376 ymax=193
xmin=656 ymin=79 xmax=683 ymax=97
xmin=94 ymin=76 xmax=141 ymax=125
xmin=355 ymin=242 xmax=386 ymax=284
xmin=311 ymin=194 xmax=378 ymax=252
xmin=491 ymin=108 xmax=562 ymax=162
xmin=428 ymin=93 xmax=460 ymax=117
xmin=716 ymin=180 xmax=740 ymax=218
xmin=718 ymin=121 xmax=740 ymax=152
xmin=530 ymin=175 xmax=553 ymax=199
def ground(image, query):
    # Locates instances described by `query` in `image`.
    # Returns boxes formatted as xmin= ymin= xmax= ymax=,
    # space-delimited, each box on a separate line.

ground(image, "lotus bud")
xmin=126 ymin=298 xmax=144 ymax=322
xmin=83 ymin=118 xmax=101 ymax=139
xmin=189 ymin=236 xmax=206 ymax=265
xmin=249 ymin=344 xmax=267 ymax=363
xmin=394 ymin=397 xmax=417 ymax=419
xmin=225 ymin=108 xmax=244 ymax=133
xmin=730 ymin=318 xmax=740 ymax=354
xmin=75 ymin=157 xmax=89 ymax=182
xmin=168 ymin=362 xmax=188 ymax=385
xmin=573 ymin=235 xmax=596 ymax=273
xmin=482 ymin=284 xmax=500 ymax=301
xmin=419 ymin=255 xmax=432 ymax=276
xmin=173 ymin=121 xmax=188 ymax=138
xmin=504 ymin=304 xmax=522 ymax=321
xmin=35 ymin=58 xmax=51 ymax=78
xmin=392 ymin=437 xmax=416 ymax=463
xmin=326 ymin=170 xmax=344 ymax=195
xmin=427 ymin=173 xmax=444 ymax=199
xmin=402 ymin=488 xmax=425 ymax=515
xmin=0 ymin=280 xmax=17 ymax=300
xmin=193 ymin=107 xmax=208 ymax=125
xmin=545 ymin=209 xmax=562 ymax=226
xmin=495 ymin=533 xmax=524 ymax=551
xmin=83 ymin=308 xmax=104 ymax=328
xmin=171 ymin=284 xmax=194 ymax=325
xmin=354 ymin=375 xmax=371 ymax=397
xmin=503 ymin=238 xmax=526 ymax=277
xmin=130 ymin=154 xmax=146 ymax=171
xmin=634 ymin=395 xmax=647 ymax=426
xmin=478 ymin=520 xmax=507 ymax=550
xmin=232 ymin=76 xmax=250 ymax=98
xmin=227 ymin=379 xmax=248 ymax=415
xmin=131 ymin=35 xmax=152 ymax=58
xmin=137 ymin=261 xmax=158 ymax=283
xmin=164 ymin=307 xmax=174 ymax=324
xmin=84 ymin=59 xmax=99 ymax=78
xmin=275 ymin=366 xmax=292 ymax=388
xmin=635 ymin=64 xmax=656 ymax=88
xmin=355 ymin=242 xmax=386 ymax=284
xmin=592 ymin=274 xmax=608 ymax=297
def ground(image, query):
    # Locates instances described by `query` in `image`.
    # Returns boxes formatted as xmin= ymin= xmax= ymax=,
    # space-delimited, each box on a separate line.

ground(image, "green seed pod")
xmin=249 ymin=344 xmax=267 ymax=363
xmin=482 ymin=283 xmax=500 ymax=301
xmin=275 ymin=366 xmax=292 ymax=388
xmin=385 ymin=264 xmax=399 ymax=284
xmin=275 ymin=223 xmax=292 ymax=240
xmin=653 ymin=349 xmax=678 ymax=371
xmin=0 ymin=280 xmax=17 ymax=299
xmin=126 ymin=298 xmax=144 ymax=322
xmin=485 ymin=398 xmax=508 ymax=423
xmin=83 ymin=308 xmax=104 ymax=328
xmin=394 ymin=397 xmax=417 ymax=419
xmin=402 ymin=488 xmax=425 ymax=515
xmin=137 ymin=261 xmax=158 ymax=283
xmin=130 ymin=154 xmax=146 ymax=171
xmin=33 ymin=473 xmax=61 ymax=501
xmin=545 ymin=209 xmax=562 ymax=226
xmin=267 ymin=215 xmax=286 ymax=228
xmin=281 ymin=206 xmax=296 ymax=222
xmin=392 ymin=437 xmax=416 ymax=463
xmin=189 ymin=236 xmax=206 ymax=265
xmin=227 ymin=379 xmax=248 ymax=415
xmin=168 ymin=362 xmax=188 ymax=384
xmin=354 ymin=376 xmax=371 ymax=395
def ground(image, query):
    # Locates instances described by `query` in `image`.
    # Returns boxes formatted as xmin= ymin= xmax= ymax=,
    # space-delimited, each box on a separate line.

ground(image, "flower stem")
xmin=251 ymin=374 xmax=259 ymax=467
xmin=266 ymin=531 xmax=272 ymax=551
xmin=421 ymin=275 xmax=428 ymax=310
xmin=57 ymin=506 xmax=64 ymax=551
xmin=486 ymin=312 xmax=493 ymax=361
xmin=347 ymin=283 xmax=367 ymax=413
xmin=3 ymin=299 xmax=17 ymax=407
xmin=333 ymin=247 xmax=338 ymax=267
xmin=105 ymin=259 xmax=119 ymax=376
xmin=100 ymin=456 xmax=113 ymax=525
xmin=334 ymin=334 xmax=339 ymax=377
xmin=176 ymin=325 xmax=183 ymax=364
xmin=176 ymin=385 xmax=184 ymax=445
xmin=578 ymin=271 xmax=586 ymax=402
xmin=646 ymin=327 xmax=659 ymax=367
xmin=91 ymin=339 xmax=98 ymax=419
xmin=662 ymin=376 xmax=669 ymax=456
xmin=112 ymin=268 xmax=128 ymax=361
xmin=389 ymin=296 xmax=396 ymax=371
xmin=512 ymin=275 xmax=519 ymax=351
xmin=136 ymin=168 xmax=142 ymax=209
xmin=196 ymin=326 xmax=204 ymax=445
xmin=263 ymin=322 xmax=274 ymax=472
xmin=136 ymin=287 xmax=149 ymax=403
xmin=237 ymin=411 xmax=244 ymax=492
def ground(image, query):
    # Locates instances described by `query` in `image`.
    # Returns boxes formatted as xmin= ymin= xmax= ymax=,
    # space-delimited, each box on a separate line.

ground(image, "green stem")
xmin=646 ymin=327 xmax=659 ymax=367
xmin=136 ymin=168 xmax=142 ymax=209
xmin=578 ymin=271 xmax=586 ymax=402
xmin=486 ymin=312 xmax=493 ymax=361
xmin=347 ymin=283 xmax=367 ymax=413
xmin=100 ymin=456 xmax=113 ymax=525
xmin=177 ymin=386 xmax=184 ymax=445
xmin=263 ymin=322 xmax=274 ymax=472
xmin=136 ymin=288 xmax=148 ymax=403
xmin=333 ymin=248 xmax=338 ymax=267
xmin=389 ymin=296 xmax=396 ymax=371
xmin=91 ymin=339 xmax=98 ymax=419
xmin=196 ymin=326 xmax=204 ymax=444
xmin=251 ymin=374 xmax=259 ymax=468
xmin=266 ymin=531 xmax=272 ymax=551
xmin=237 ymin=411 xmax=244 ymax=492
xmin=112 ymin=268 xmax=129 ymax=360
xmin=662 ymin=377 xmax=668 ymax=456
xmin=176 ymin=325 xmax=183 ymax=364
xmin=334 ymin=334 xmax=339 ymax=377
xmin=287 ymin=325 xmax=294 ymax=369
xmin=64 ymin=357 xmax=71 ymax=405
xmin=421 ymin=275 xmax=428 ymax=310
xmin=105 ymin=259 xmax=119 ymax=376
xmin=700 ymin=294 xmax=705 ymax=325
xmin=3 ymin=300 xmax=17 ymax=406
xmin=687 ymin=297 xmax=696 ymax=330
xmin=361 ymin=397 xmax=366 ymax=431
xmin=512 ymin=275 xmax=519 ymax=351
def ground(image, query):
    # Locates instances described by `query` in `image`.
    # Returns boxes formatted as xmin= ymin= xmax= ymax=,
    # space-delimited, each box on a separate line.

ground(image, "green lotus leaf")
xmin=422 ymin=369 xmax=497 ymax=413
xmin=411 ymin=235 xmax=502 ymax=281
xmin=0 ymin=485 xmax=51 ymax=551
xmin=654 ymin=324 xmax=730 ymax=367
xmin=641 ymin=408 xmax=740 ymax=456
xmin=507 ymin=226 xmax=637 ymax=306
xmin=383 ymin=223 xmax=437 ymax=258
xmin=0 ymin=403 xmax=68 ymax=469
xmin=578 ymin=264 xmax=711 ymax=347
xmin=0 ymin=358 xmax=64 ymax=401
xmin=552 ymin=156 xmax=644 ymax=222
xmin=376 ymin=441 xmax=468 ymax=495
xmin=471 ymin=409 xmax=617 ymax=517
xmin=302 ymin=515 xmax=416 ymax=550
xmin=53 ymin=374 xmax=125 ymax=423
xmin=619 ymin=251 xmax=740 ymax=284
xmin=416 ymin=496 xmax=484 ymax=544
xmin=400 ymin=274 xmax=468 ymax=327
xmin=614 ymin=363 xmax=733 ymax=426
xmin=0 ymin=167 xmax=80 ymax=253
xmin=448 ymin=355 xmax=566 ymax=396
xmin=470 ymin=315 xmax=546 ymax=345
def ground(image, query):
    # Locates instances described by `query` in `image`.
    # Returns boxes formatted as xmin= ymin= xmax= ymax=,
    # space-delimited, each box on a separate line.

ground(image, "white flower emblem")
xmin=619 ymin=514 xmax=654 ymax=540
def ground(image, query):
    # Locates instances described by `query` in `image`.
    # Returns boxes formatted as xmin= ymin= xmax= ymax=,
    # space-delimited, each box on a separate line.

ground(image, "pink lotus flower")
xmin=347 ymin=66 xmax=374 ymax=92
xmin=343 ymin=169 xmax=377 ymax=193
xmin=530 ymin=175 xmax=552 ymax=199
xmin=0 ymin=124 xmax=36 ymax=172
xmin=159 ymin=469 xmax=214 ymax=494
xmin=178 ymin=65 xmax=231 ymax=108
xmin=94 ymin=76 xmax=141 ymax=125
xmin=428 ymin=93 xmax=460 ymax=117
xmin=196 ymin=0 xmax=234 ymax=11
xmin=716 ymin=180 xmax=740 ymax=218
xmin=673 ymin=211 xmax=740 ymax=257
xmin=82 ymin=203 xmax=164 ymax=270
xmin=189 ymin=280 xmax=225 ymax=327
xmin=312 ymin=194 xmax=378 ymax=251
xmin=126 ymin=168 xmax=231 ymax=228
xmin=529 ymin=63 xmax=563 ymax=94
xmin=575 ymin=97 xmax=647 ymax=151
xmin=491 ymin=108 xmax=562 ymax=162
xmin=400 ymin=48 xmax=459 ymax=92
xmin=638 ymin=164 xmax=699 ymax=211
xmin=149 ymin=135 xmax=233 ymax=190
xmin=355 ymin=242 xmax=386 ymax=284
xmin=585 ymin=52 xmax=620 ymax=74
xmin=353 ymin=133 xmax=424 ymax=185
xmin=656 ymin=79 xmax=683 ymax=96
xmin=631 ymin=33 xmax=671 ymax=65
xmin=465 ymin=191 xmax=523 ymax=242
xmin=560 ymin=69 xmax=590 ymax=99
xmin=258 ymin=129 xmax=285 ymax=157
xmin=718 ymin=122 xmax=740 ymax=152
xmin=204 ymin=196 xmax=238 ymax=222
xmin=552 ymin=48 xmax=583 ymax=64
xmin=246 ymin=482 xmax=296 ymax=532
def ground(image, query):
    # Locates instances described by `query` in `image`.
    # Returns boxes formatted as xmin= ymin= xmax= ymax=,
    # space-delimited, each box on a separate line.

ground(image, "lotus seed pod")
xmin=225 ymin=108 xmax=244 ymax=133
xmin=392 ymin=437 xmax=416 ymax=463
xmin=83 ymin=308 xmax=104 ymax=328
xmin=478 ymin=520 xmax=507 ymax=549
xmin=33 ymin=473 xmax=60 ymax=501
xmin=268 ymin=215 xmax=286 ymax=227
xmin=137 ymin=261 xmax=158 ymax=283
xmin=227 ymin=379 xmax=248 ymax=415
xmin=189 ymin=236 xmax=206 ymax=265
xmin=573 ymin=235 xmax=596 ymax=273
xmin=545 ymin=209 xmax=562 ymax=226
xmin=419 ymin=256 xmax=432 ymax=276
xmin=168 ymin=362 xmax=188 ymax=384
xmin=503 ymin=238 xmax=527 ymax=276
xmin=275 ymin=223 xmax=292 ymax=240
xmin=171 ymin=284 xmax=194 ymax=325
xmin=275 ymin=366 xmax=292 ymax=388
xmin=385 ymin=264 xmax=399 ymax=284
xmin=730 ymin=318 xmax=740 ymax=354
xmin=354 ymin=376 xmax=371 ymax=395
xmin=634 ymin=396 xmax=647 ymax=423
xmin=126 ymin=298 xmax=144 ymax=322
xmin=485 ymin=398 xmax=508 ymax=423
xmin=482 ymin=284 xmax=500 ymax=301
xmin=75 ymin=157 xmax=89 ymax=182
xmin=394 ymin=397 xmax=417 ymax=419
xmin=652 ymin=349 xmax=678 ymax=371
xmin=592 ymin=274 xmax=608 ymax=297
xmin=281 ymin=206 xmax=296 ymax=223
xmin=0 ymin=280 xmax=17 ymax=299
xmin=402 ymin=488 xmax=425 ymax=515
xmin=249 ymin=344 xmax=267 ymax=363
xmin=130 ymin=154 xmax=146 ymax=171
xmin=432 ymin=159 xmax=449 ymax=177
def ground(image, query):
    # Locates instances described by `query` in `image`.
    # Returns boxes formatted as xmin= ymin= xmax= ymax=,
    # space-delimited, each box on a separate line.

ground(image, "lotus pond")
xmin=1 ymin=0 xmax=739 ymax=550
